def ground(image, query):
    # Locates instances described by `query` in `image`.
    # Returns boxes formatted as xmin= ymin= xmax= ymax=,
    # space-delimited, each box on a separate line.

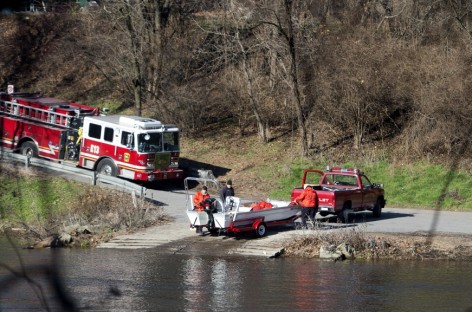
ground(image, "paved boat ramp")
xmin=97 ymin=188 xmax=297 ymax=258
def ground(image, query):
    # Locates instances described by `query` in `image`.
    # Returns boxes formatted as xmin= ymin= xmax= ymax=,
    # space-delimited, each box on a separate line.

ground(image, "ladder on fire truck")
xmin=0 ymin=99 xmax=75 ymax=129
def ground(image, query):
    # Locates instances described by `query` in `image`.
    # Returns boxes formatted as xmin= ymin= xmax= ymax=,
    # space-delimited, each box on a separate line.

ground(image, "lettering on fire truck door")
xmin=88 ymin=123 xmax=101 ymax=155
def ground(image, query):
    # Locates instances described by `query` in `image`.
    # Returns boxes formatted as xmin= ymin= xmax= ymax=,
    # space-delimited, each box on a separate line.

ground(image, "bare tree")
xmin=447 ymin=0 xmax=472 ymax=39
xmin=222 ymin=1 xmax=270 ymax=142
xmin=190 ymin=1 xmax=283 ymax=141
xmin=251 ymin=0 xmax=314 ymax=156
xmin=81 ymin=0 xmax=174 ymax=116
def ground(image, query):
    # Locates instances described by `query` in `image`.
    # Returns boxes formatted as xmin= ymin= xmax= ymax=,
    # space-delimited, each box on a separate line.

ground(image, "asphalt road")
xmin=145 ymin=185 xmax=472 ymax=235
xmin=345 ymin=206 xmax=472 ymax=235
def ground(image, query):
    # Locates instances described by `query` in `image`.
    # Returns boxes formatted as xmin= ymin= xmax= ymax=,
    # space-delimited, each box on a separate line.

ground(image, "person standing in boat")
xmin=294 ymin=185 xmax=318 ymax=228
xmin=220 ymin=179 xmax=235 ymax=203
xmin=193 ymin=186 xmax=211 ymax=235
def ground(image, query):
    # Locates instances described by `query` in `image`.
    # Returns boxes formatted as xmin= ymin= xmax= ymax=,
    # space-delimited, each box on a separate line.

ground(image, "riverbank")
xmin=3 ymin=211 xmax=472 ymax=261
xmin=2 ymin=161 xmax=472 ymax=260
xmin=0 ymin=163 xmax=168 ymax=248
xmin=283 ymin=230 xmax=472 ymax=261
xmin=3 ymin=147 xmax=472 ymax=260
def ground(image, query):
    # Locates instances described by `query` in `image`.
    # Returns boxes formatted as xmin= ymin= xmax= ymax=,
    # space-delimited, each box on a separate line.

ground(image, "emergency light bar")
xmin=119 ymin=116 xmax=162 ymax=129
xmin=328 ymin=167 xmax=361 ymax=174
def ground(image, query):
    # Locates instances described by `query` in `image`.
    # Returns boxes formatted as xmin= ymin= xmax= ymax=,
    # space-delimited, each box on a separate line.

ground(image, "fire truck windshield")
xmin=163 ymin=132 xmax=179 ymax=152
xmin=137 ymin=132 xmax=162 ymax=153
xmin=137 ymin=131 xmax=179 ymax=153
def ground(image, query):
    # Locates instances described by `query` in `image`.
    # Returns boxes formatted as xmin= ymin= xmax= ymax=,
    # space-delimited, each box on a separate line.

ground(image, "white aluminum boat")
xmin=185 ymin=177 xmax=300 ymax=237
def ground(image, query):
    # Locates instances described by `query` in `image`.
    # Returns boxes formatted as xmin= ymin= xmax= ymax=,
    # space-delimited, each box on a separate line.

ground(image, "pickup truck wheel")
xmin=373 ymin=198 xmax=383 ymax=218
xmin=338 ymin=205 xmax=352 ymax=224
xmin=343 ymin=209 xmax=351 ymax=223
xmin=255 ymin=223 xmax=267 ymax=238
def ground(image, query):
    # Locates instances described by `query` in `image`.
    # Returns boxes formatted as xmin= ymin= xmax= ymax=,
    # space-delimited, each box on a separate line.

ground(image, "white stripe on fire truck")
xmin=80 ymin=153 xmax=153 ymax=171
xmin=0 ymin=138 xmax=14 ymax=147
xmin=0 ymin=138 xmax=56 ymax=155
xmin=39 ymin=146 xmax=56 ymax=155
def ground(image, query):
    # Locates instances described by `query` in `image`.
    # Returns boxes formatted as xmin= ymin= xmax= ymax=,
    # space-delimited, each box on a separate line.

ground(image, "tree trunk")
xmin=124 ymin=2 xmax=143 ymax=116
xmin=236 ymin=32 xmax=268 ymax=143
xmin=147 ymin=0 xmax=167 ymax=105
xmin=284 ymin=0 xmax=309 ymax=156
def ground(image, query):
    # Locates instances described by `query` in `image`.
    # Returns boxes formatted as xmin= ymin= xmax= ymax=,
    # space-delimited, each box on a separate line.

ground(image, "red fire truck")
xmin=0 ymin=89 xmax=183 ymax=182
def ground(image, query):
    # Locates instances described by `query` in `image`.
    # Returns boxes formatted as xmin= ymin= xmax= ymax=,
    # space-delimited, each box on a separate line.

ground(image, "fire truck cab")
xmin=79 ymin=115 xmax=182 ymax=181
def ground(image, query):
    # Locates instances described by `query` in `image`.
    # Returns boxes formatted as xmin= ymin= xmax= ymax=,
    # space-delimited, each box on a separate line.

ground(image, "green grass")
xmin=0 ymin=166 xmax=164 ymax=245
xmin=270 ymin=160 xmax=472 ymax=210
xmin=0 ymin=171 xmax=87 ymax=223
xmin=362 ymin=162 xmax=472 ymax=209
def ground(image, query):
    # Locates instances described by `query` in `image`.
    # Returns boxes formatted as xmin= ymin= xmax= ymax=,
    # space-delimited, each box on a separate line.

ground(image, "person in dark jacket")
xmin=220 ymin=180 xmax=235 ymax=203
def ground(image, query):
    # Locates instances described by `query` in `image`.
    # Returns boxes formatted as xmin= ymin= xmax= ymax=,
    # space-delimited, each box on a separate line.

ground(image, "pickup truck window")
xmin=361 ymin=175 xmax=372 ymax=189
xmin=322 ymin=174 xmax=359 ymax=187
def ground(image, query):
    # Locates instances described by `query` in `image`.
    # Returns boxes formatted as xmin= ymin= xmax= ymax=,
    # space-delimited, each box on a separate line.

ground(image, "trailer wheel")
xmin=97 ymin=158 xmax=117 ymax=176
xmin=256 ymin=222 xmax=267 ymax=238
xmin=21 ymin=142 xmax=38 ymax=158
xmin=209 ymin=228 xmax=219 ymax=236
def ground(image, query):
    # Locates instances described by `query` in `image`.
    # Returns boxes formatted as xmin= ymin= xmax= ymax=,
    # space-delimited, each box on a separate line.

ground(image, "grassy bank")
xmin=0 ymin=163 xmax=166 ymax=247
xmin=271 ymin=160 xmax=472 ymax=210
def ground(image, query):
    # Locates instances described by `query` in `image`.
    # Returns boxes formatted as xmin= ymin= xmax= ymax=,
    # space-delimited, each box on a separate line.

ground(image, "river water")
xmin=1 ymin=238 xmax=472 ymax=312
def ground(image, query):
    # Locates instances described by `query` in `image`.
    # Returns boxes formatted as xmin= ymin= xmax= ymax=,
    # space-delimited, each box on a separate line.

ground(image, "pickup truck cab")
xmin=290 ymin=167 xmax=386 ymax=223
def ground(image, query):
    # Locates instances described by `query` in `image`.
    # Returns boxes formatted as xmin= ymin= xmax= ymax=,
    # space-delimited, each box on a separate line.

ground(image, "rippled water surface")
xmin=1 ymin=238 xmax=472 ymax=311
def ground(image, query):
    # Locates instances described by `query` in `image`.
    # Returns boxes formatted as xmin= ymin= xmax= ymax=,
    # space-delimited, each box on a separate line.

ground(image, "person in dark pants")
xmin=220 ymin=180 xmax=235 ymax=203
xmin=294 ymin=185 xmax=318 ymax=228
xmin=203 ymin=197 xmax=217 ymax=231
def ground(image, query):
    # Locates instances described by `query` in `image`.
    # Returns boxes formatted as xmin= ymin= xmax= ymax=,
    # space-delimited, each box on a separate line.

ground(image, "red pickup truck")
xmin=290 ymin=167 xmax=386 ymax=223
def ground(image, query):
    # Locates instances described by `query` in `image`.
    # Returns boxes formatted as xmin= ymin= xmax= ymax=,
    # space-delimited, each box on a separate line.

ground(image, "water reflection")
xmin=183 ymin=258 xmax=208 ymax=311
xmin=1 ymin=237 xmax=472 ymax=312
xmin=182 ymin=257 xmax=243 ymax=311
xmin=290 ymin=260 xmax=328 ymax=311
xmin=210 ymin=258 xmax=242 ymax=310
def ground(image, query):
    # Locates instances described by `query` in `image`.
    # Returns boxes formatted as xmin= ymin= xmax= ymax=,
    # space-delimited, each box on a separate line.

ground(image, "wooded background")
xmin=1 ymin=0 xmax=472 ymax=161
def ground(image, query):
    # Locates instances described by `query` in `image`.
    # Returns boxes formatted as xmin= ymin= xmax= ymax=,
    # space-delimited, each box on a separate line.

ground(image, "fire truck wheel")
xmin=21 ymin=142 xmax=39 ymax=158
xmin=97 ymin=159 xmax=117 ymax=176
